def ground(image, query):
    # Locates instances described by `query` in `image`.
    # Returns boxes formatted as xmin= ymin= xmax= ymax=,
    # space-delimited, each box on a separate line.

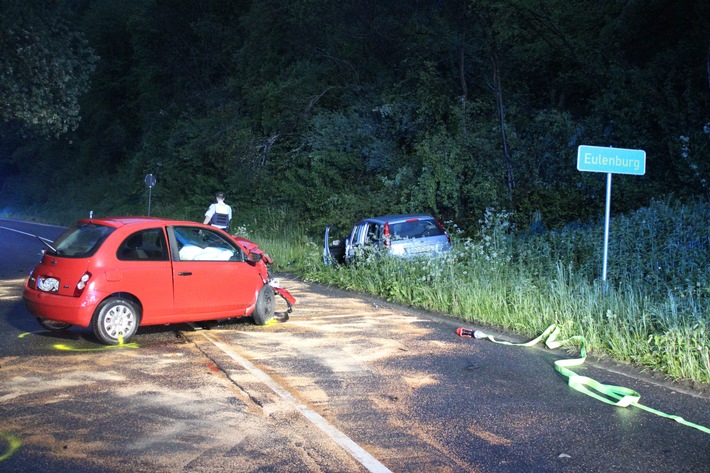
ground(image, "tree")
xmin=0 ymin=0 xmax=98 ymax=137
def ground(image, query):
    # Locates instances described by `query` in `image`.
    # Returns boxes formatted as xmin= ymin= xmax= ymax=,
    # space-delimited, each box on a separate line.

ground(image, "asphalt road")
xmin=1 ymin=218 xmax=709 ymax=472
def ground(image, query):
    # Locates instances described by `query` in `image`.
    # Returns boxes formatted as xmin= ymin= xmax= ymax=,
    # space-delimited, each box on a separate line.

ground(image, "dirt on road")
xmin=1 ymin=276 xmax=376 ymax=472
xmin=3 ymin=274 xmax=709 ymax=473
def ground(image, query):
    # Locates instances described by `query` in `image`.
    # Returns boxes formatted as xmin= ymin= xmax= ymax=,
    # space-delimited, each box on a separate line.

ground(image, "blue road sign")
xmin=577 ymin=145 xmax=646 ymax=175
xmin=145 ymin=173 xmax=157 ymax=188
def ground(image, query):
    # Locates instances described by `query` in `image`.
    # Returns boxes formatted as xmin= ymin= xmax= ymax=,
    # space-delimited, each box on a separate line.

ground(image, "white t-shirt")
xmin=204 ymin=202 xmax=233 ymax=228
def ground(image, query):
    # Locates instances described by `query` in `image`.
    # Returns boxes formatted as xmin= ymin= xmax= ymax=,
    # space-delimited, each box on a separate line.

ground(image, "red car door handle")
xmin=178 ymin=272 xmax=192 ymax=276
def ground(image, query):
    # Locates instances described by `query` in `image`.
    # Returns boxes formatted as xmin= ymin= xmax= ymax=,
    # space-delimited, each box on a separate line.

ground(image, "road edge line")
xmin=199 ymin=331 xmax=393 ymax=473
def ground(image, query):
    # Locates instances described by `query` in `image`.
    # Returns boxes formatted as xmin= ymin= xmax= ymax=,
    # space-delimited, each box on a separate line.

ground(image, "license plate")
xmin=407 ymin=246 xmax=430 ymax=254
xmin=37 ymin=277 xmax=60 ymax=292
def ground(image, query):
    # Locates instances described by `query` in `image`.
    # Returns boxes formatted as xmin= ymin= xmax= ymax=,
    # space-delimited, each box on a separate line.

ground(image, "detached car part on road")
xmin=323 ymin=214 xmax=451 ymax=265
xmin=23 ymin=217 xmax=296 ymax=344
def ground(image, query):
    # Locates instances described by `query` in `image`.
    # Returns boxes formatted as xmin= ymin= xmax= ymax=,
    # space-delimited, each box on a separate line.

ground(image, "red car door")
xmin=112 ymin=228 xmax=174 ymax=323
xmin=169 ymin=226 xmax=262 ymax=321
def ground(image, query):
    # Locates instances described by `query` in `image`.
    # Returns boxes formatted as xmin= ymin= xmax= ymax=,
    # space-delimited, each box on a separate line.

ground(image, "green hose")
xmin=469 ymin=324 xmax=710 ymax=435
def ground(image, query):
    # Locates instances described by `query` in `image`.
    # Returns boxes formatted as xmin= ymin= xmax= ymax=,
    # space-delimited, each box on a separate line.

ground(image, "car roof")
xmin=72 ymin=216 xmax=258 ymax=251
xmin=77 ymin=216 xmax=205 ymax=229
xmin=357 ymin=214 xmax=436 ymax=225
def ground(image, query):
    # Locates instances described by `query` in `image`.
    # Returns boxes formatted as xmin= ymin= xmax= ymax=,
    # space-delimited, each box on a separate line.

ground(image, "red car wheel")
xmin=252 ymin=285 xmax=275 ymax=325
xmin=92 ymin=297 xmax=140 ymax=345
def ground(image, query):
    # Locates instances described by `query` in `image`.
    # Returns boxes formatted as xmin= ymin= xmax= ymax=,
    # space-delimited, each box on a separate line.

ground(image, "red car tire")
xmin=92 ymin=297 xmax=140 ymax=345
xmin=37 ymin=318 xmax=72 ymax=331
xmin=252 ymin=285 xmax=275 ymax=325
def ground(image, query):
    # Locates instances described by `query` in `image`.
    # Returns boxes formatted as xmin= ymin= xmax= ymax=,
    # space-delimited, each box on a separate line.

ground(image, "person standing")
xmin=203 ymin=191 xmax=233 ymax=231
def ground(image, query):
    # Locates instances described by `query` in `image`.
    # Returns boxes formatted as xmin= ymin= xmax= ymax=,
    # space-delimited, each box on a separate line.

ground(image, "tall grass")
xmin=262 ymin=198 xmax=710 ymax=385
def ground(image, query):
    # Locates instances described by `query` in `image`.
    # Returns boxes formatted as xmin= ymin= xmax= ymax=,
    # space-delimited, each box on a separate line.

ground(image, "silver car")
xmin=323 ymin=214 xmax=451 ymax=265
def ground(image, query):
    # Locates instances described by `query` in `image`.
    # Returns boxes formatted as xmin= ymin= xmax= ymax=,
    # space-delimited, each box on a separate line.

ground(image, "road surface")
xmin=1 ymin=218 xmax=709 ymax=472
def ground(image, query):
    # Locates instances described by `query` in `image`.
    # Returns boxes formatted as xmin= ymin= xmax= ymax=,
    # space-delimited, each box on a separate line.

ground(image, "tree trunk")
xmin=459 ymin=0 xmax=469 ymax=138
xmin=491 ymin=52 xmax=514 ymax=201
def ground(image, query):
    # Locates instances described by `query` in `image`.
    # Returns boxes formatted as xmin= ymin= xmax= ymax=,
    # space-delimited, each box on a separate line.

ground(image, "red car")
xmin=23 ymin=217 xmax=295 ymax=344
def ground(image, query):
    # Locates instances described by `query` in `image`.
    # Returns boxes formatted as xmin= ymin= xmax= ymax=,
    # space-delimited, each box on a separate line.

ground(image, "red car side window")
xmin=172 ymin=226 xmax=243 ymax=262
xmin=117 ymin=229 xmax=169 ymax=261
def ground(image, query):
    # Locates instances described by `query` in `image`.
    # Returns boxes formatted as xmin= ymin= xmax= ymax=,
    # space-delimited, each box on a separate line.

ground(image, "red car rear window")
xmin=51 ymin=223 xmax=115 ymax=258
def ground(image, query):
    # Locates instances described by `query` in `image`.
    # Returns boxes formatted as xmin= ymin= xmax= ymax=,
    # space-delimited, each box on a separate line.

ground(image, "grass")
xmin=255 ymin=198 xmax=710 ymax=385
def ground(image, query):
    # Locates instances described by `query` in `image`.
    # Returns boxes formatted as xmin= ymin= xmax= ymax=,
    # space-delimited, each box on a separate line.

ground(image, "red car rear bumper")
xmin=23 ymin=286 xmax=100 ymax=328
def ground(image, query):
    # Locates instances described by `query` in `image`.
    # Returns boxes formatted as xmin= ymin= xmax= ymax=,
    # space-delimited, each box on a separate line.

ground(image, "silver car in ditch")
xmin=323 ymin=214 xmax=451 ymax=265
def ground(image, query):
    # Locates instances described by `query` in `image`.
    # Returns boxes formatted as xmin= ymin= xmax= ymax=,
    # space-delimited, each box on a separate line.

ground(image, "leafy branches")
xmin=0 ymin=0 xmax=98 ymax=137
xmin=1 ymin=0 xmax=708 ymax=233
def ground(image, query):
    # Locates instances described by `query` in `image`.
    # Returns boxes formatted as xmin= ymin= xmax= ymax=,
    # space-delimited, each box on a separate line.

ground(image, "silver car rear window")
xmin=390 ymin=220 xmax=444 ymax=239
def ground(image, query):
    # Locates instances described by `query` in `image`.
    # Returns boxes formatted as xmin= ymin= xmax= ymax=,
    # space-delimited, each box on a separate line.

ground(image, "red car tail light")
xmin=27 ymin=272 xmax=37 ymax=289
xmin=74 ymin=272 xmax=92 ymax=296
xmin=435 ymin=219 xmax=451 ymax=243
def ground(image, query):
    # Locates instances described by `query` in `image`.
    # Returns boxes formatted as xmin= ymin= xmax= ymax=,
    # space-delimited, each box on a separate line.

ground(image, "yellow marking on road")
xmin=0 ymin=432 xmax=21 ymax=462
xmin=53 ymin=342 xmax=139 ymax=351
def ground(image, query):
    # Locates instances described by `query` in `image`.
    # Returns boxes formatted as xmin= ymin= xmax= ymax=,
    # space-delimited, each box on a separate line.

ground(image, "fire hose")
xmin=457 ymin=324 xmax=710 ymax=435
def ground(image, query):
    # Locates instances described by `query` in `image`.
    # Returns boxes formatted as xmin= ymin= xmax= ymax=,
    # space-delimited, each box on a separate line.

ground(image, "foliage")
xmin=0 ymin=0 xmax=98 ymax=138
xmin=2 ymin=0 xmax=709 ymax=230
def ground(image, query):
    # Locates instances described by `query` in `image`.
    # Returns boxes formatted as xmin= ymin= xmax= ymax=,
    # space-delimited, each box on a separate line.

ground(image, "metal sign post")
xmin=602 ymin=172 xmax=612 ymax=282
xmin=577 ymin=145 xmax=646 ymax=283
xmin=145 ymin=173 xmax=157 ymax=216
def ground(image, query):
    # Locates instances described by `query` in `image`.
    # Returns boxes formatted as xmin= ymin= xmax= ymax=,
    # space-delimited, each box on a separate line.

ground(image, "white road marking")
xmin=0 ymin=225 xmax=52 ymax=241
xmin=199 ymin=331 xmax=394 ymax=473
